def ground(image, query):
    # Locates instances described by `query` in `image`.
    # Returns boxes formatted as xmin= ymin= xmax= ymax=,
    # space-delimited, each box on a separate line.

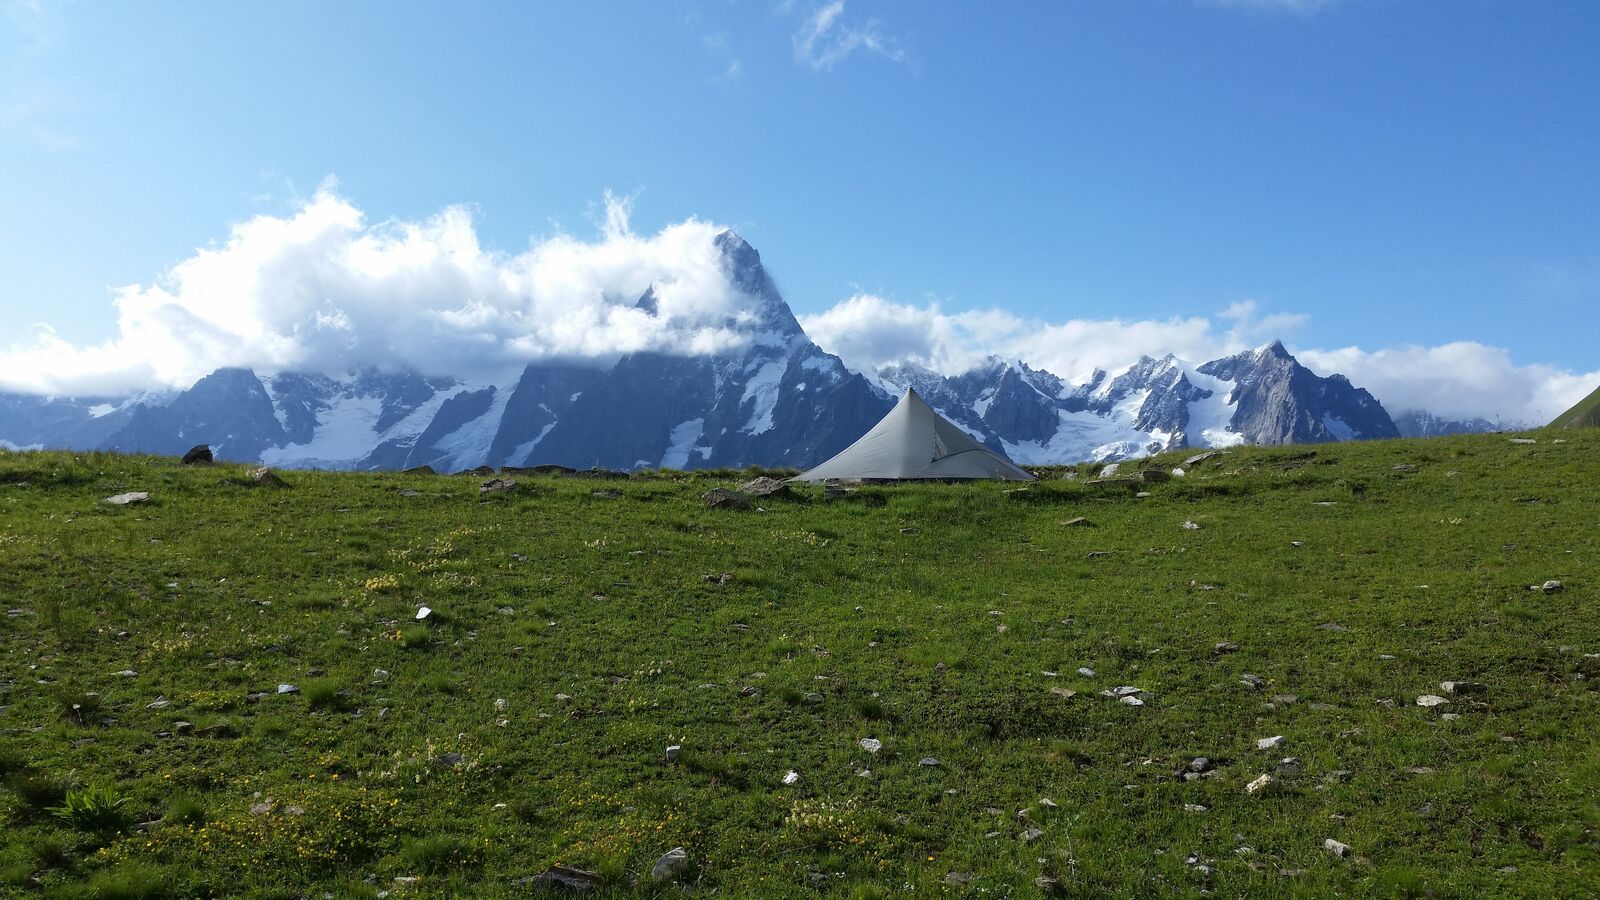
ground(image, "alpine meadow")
xmin=2 ymin=431 xmax=1598 ymax=897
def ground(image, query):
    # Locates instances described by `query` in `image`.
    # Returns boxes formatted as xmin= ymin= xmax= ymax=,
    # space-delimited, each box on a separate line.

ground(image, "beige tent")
xmin=793 ymin=388 xmax=1035 ymax=482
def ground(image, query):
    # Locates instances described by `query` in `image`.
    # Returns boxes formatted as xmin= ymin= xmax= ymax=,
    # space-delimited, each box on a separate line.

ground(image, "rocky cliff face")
xmin=1 ymin=233 xmax=1420 ymax=470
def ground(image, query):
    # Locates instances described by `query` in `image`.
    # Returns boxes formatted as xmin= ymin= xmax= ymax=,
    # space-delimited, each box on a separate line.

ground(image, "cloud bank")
xmin=800 ymin=295 xmax=1597 ymax=427
xmin=2 ymin=188 xmax=1593 ymax=426
xmin=0 ymin=190 xmax=761 ymax=395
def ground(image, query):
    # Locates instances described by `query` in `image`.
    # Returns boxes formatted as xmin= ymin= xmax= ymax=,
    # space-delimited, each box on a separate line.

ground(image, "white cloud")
xmin=799 ymin=293 xmax=1300 ymax=382
xmin=1298 ymin=343 xmax=1600 ymax=427
xmin=791 ymin=1 xmax=905 ymax=71
xmin=0 ymin=189 xmax=762 ymax=395
xmin=6 ymin=186 xmax=1593 ymax=428
xmin=800 ymin=294 xmax=1595 ymax=426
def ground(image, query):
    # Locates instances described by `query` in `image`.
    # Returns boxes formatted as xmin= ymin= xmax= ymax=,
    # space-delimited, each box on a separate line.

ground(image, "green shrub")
xmin=397 ymin=834 xmax=481 ymax=874
xmin=164 ymin=795 xmax=207 ymax=827
xmin=303 ymin=678 xmax=344 ymax=711
xmin=399 ymin=624 xmax=431 ymax=649
xmin=48 ymin=784 xmax=135 ymax=833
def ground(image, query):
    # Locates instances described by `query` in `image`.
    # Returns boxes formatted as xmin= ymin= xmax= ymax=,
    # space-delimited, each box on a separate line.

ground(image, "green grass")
xmin=1550 ymin=383 xmax=1600 ymax=428
xmin=0 ymin=433 xmax=1598 ymax=896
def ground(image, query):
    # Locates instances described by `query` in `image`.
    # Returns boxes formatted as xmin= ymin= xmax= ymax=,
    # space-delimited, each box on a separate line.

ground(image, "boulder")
xmin=103 ymin=491 xmax=150 ymax=506
xmin=181 ymin=444 xmax=213 ymax=465
xmin=479 ymin=477 xmax=517 ymax=494
xmin=740 ymin=476 xmax=791 ymax=498
xmin=650 ymin=847 xmax=691 ymax=882
xmin=702 ymin=488 xmax=751 ymax=510
xmin=247 ymin=467 xmax=286 ymax=487
xmin=521 ymin=864 xmax=605 ymax=892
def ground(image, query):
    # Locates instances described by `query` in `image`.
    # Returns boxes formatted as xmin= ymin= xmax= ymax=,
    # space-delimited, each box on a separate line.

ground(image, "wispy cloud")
xmin=791 ymin=1 xmax=905 ymax=72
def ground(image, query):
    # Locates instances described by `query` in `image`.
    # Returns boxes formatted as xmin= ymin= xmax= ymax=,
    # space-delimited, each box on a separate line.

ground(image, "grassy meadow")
xmin=1 ymin=431 xmax=1598 ymax=897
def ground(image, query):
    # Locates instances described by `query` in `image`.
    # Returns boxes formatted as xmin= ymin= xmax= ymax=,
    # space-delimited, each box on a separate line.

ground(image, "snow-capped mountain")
xmin=1392 ymin=410 xmax=1501 ymax=438
xmin=874 ymin=342 xmax=1399 ymax=464
xmin=0 ymin=231 xmax=1442 ymax=470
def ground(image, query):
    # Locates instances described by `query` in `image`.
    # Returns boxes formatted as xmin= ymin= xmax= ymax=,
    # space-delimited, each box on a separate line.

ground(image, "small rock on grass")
xmin=651 ymin=847 xmax=691 ymax=882
xmin=103 ymin=491 xmax=150 ymax=506
xmin=1416 ymin=695 xmax=1449 ymax=708
xmin=1255 ymin=735 xmax=1285 ymax=750
xmin=860 ymin=738 xmax=882 ymax=753
xmin=1441 ymin=680 xmax=1486 ymax=695
xmin=1541 ymin=580 xmax=1565 ymax=594
xmin=944 ymin=872 xmax=973 ymax=886
xmin=1323 ymin=838 xmax=1352 ymax=858
xmin=1244 ymin=774 xmax=1278 ymax=796
xmin=520 ymin=865 xmax=605 ymax=892
xmin=702 ymin=488 xmax=751 ymax=509
xmin=919 ymin=757 xmax=942 ymax=767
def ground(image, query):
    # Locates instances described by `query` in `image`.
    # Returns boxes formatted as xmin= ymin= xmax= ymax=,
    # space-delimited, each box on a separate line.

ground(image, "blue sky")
xmin=1 ymin=0 xmax=1597 ymax=420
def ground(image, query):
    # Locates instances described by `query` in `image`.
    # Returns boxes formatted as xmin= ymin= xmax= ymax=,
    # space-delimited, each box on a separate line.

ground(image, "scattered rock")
xmin=739 ymin=477 xmax=790 ymax=498
xmin=1244 ymin=773 xmax=1278 ymax=796
xmin=702 ymin=572 xmax=735 ymax=585
xmin=520 ymin=864 xmax=605 ymax=892
xmin=1184 ymin=803 xmax=1208 ymax=813
xmin=112 ymin=669 xmax=138 ymax=678
xmin=1509 ymin=438 xmax=1537 ymax=445
xmin=172 ymin=721 xmax=194 ymax=736
xmin=1416 ymin=695 xmax=1449 ymax=708
xmin=1440 ymin=680 xmax=1486 ymax=696
xmin=860 ymin=738 xmax=883 ymax=754
xmin=1255 ymin=735 xmax=1286 ymax=750
xmin=1077 ymin=667 xmax=1095 ymax=677
xmin=103 ymin=491 xmax=150 ymax=506
xmin=1061 ymin=516 xmax=1094 ymax=528
xmin=1189 ymin=757 xmax=1214 ymax=773
xmin=919 ymin=757 xmax=942 ymax=767
xmin=1542 ymin=580 xmax=1565 ymax=594
xmin=195 ymin=722 xmax=232 ymax=738
xmin=1181 ymin=520 xmax=1201 ymax=530
xmin=702 ymin=488 xmax=750 ymax=510
xmin=589 ymin=489 xmax=621 ymax=500
xmin=479 ymin=477 xmax=517 ymax=494
xmin=415 ymin=606 xmax=433 ymax=621
xmin=1048 ymin=687 xmax=1077 ymax=699
xmin=1101 ymin=463 xmax=1121 ymax=477
xmin=247 ymin=467 xmax=286 ymax=487
xmin=249 ymin=800 xmax=275 ymax=816
xmin=650 ymin=847 xmax=691 ymax=882
xmin=665 ymin=745 xmax=681 ymax=763
xmin=146 ymin=697 xmax=171 ymax=710
xmin=782 ymin=770 xmax=800 ymax=785
xmin=1213 ymin=641 xmax=1239 ymax=654
xmin=276 ymin=683 xmax=299 ymax=695
xmin=1119 ymin=695 xmax=1145 ymax=707
xmin=1020 ymin=828 xmax=1045 ymax=843
xmin=1324 ymin=770 xmax=1353 ymax=784
xmin=181 ymin=444 xmax=213 ymax=465
xmin=431 ymin=752 xmax=463 ymax=768
xmin=1323 ymin=838 xmax=1352 ymax=858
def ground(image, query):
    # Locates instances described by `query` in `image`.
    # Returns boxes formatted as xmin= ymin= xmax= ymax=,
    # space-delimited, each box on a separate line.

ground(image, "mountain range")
xmin=0 ymin=232 xmax=1499 ymax=471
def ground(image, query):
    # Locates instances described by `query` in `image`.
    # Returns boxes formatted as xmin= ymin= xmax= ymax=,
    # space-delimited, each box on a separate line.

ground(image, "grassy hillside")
xmin=1 ymin=433 xmax=1597 ymax=898
xmin=1551 ymin=384 xmax=1600 ymax=429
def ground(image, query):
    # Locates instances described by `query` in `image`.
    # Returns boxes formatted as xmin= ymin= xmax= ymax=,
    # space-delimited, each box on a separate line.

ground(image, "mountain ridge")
xmin=0 ymin=232 xmax=1483 ymax=469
